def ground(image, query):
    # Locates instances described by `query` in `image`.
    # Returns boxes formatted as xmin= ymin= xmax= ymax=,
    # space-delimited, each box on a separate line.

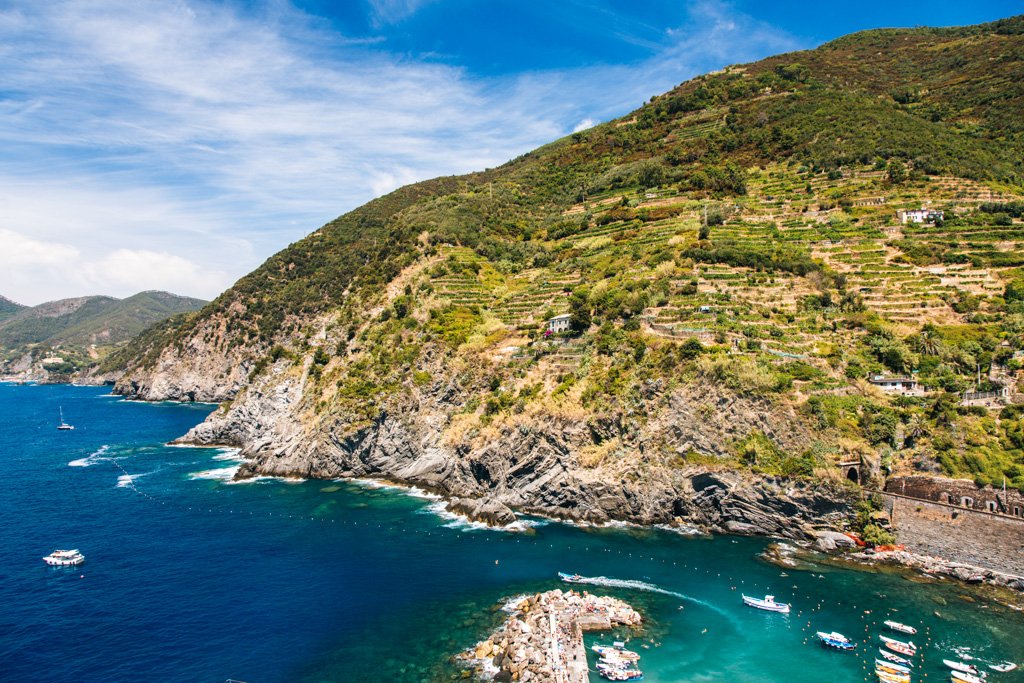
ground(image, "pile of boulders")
xmin=462 ymin=589 xmax=641 ymax=681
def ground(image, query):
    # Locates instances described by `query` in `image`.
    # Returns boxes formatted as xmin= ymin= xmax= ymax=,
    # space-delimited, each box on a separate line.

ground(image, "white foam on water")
xmin=417 ymin=501 xmax=549 ymax=533
xmin=212 ymin=449 xmax=244 ymax=462
xmin=188 ymin=465 xmax=240 ymax=481
xmin=501 ymin=594 xmax=532 ymax=613
xmin=563 ymin=574 xmax=735 ymax=623
xmin=350 ymin=477 xmax=442 ymax=500
xmin=68 ymin=444 xmax=110 ymax=467
xmin=654 ymin=523 xmax=706 ymax=537
xmin=224 ymin=474 xmax=306 ymax=485
xmin=116 ymin=472 xmax=149 ymax=488
xmin=419 ymin=500 xmax=489 ymax=530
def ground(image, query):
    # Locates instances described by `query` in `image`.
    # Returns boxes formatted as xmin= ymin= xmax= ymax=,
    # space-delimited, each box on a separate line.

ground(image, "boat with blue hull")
xmin=817 ymin=631 xmax=855 ymax=651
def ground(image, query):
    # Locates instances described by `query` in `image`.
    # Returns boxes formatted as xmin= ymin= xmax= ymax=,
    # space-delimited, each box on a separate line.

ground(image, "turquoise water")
xmin=1 ymin=383 xmax=1022 ymax=682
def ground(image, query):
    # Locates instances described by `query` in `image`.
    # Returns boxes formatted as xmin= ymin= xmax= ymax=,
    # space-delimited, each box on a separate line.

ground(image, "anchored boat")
xmin=817 ymin=631 xmax=856 ymax=651
xmin=43 ymin=549 xmax=84 ymax=566
xmin=57 ymin=406 xmax=74 ymax=431
xmin=875 ymin=659 xmax=911 ymax=675
xmin=875 ymin=665 xmax=910 ymax=683
xmin=880 ymin=635 xmax=916 ymax=656
xmin=884 ymin=620 xmax=917 ymax=635
xmin=878 ymin=649 xmax=913 ymax=667
xmin=741 ymin=594 xmax=791 ymax=613
xmin=990 ymin=662 xmax=1017 ymax=672
xmin=951 ymin=671 xmax=985 ymax=683
xmin=944 ymin=659 xmax=982 ymax=676
xmin=592 ymin=644 xmax=640 ymax=661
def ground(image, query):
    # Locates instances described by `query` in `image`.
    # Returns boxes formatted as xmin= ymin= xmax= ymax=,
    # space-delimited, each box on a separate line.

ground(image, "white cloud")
xmin=0 ymin=228 xmax=230 ymax=304
xmin=82 ymin=249 xmax=229 ymax=299
xmin=572 ymin=118 xmax=597 ymax=133
xmin=367 ymin=0 xmax=438 ymax=26
xmin=0 ymin=0 xmax=801 ymax=305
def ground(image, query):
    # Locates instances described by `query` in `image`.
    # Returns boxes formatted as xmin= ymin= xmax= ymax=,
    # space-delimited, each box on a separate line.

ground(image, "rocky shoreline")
xmin=461 ymin=590 xmax=642 ymax=682
xmin=853 ymin=549 xmax=1024 ymax=593
xmin=761 ymin=540 xmax=1024 ymax=605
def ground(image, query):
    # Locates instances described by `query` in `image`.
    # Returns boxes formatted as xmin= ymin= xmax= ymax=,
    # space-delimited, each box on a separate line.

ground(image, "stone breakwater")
xmin=462 ymin=590 xmax=641 ymax=682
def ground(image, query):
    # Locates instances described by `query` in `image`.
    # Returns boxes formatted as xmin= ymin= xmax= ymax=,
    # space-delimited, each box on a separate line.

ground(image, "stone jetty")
xmin=462 ymin=589 xmax=642 ymax=682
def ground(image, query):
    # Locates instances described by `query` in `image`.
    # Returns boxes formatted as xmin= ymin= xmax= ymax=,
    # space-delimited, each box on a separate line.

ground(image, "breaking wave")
xmin=68 ymin=445 xmax=110 ymax=467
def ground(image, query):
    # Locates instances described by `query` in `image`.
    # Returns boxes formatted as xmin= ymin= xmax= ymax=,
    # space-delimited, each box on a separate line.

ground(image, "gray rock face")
xmin=814 ymin=530 xmax=857 ymax=552
xmin=172 ymin=361 xmax=854 ymax=537
xmin=447 ymin=498 xmax=518 ymax=526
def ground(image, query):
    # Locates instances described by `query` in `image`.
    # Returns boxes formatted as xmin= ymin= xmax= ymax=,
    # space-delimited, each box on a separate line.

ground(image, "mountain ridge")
xmin=0 ymin=290 xmax=207 ymax=379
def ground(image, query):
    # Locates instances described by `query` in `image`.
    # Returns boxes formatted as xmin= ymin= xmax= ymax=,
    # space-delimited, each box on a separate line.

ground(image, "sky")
xmin=0 ymin=1 xmax=1018 ymax=305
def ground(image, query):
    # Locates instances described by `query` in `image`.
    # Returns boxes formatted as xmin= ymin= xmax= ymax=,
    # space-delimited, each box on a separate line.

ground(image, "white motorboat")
xmin=883 ymin=620 xmax=917 ymax=635
xmin=944 ymin=659 xmax=982 ymax=675
xmin=880 ymin=634 xmax=916 ymax=656
xmin=951 ymin=671 xmax=985 ymax=683
xmin=43 ymin=549 xmax=84 ymax=566
xmin=742 ymin=594 xmax=791 ymax=613
xmin=878 ymin=649 xmax=912 ymax=667
xmin=989 ymin=662 xmax=1017 ymax=673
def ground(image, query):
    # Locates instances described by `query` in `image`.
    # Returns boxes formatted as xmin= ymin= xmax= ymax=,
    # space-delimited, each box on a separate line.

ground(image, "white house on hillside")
xmin=547 ymin=314 xmax=571 ymax=333
xmin=897 ymin=208 xmax=944 ymax=224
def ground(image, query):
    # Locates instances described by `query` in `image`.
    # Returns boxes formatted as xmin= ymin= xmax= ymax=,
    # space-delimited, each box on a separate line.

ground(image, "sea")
xmin=1 ymin=382 xmax=1022 ymax=682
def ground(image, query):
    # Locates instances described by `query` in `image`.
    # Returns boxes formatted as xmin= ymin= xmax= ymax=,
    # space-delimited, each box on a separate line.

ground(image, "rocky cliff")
xmin=174 ymin=337 xmax=855 ymax=539
xmin=110 ymin=17 xmax=1024 ymax=545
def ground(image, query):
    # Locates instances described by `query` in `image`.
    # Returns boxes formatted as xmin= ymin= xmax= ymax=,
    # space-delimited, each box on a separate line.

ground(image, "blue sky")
xmin=0 ymin=0 xmax=1018 ymax=305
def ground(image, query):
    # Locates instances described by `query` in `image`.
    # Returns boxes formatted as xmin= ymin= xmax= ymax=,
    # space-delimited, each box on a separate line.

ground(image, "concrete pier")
xmin=464 ymin=589 xmax=641 ymax=682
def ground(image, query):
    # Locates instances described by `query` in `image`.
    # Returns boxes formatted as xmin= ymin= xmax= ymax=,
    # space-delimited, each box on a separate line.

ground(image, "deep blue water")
xmin=1 ymin=383 xmax=1023 ymax=682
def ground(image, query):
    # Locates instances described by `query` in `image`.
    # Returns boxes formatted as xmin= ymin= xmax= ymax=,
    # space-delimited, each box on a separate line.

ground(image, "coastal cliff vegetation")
xmin=108 ymin=16 xmax=1024 ymax=518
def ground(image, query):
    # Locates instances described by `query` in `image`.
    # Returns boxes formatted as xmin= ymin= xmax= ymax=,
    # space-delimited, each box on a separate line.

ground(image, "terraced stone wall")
xmin=883 ymin=491 xmax=1024 ymax=576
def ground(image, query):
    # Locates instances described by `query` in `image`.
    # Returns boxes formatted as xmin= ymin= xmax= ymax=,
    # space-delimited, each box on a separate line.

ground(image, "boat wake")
xmin=68 ymin=445 xmax=110 ymax=467
xmin=566 ymin=575 xmax=731 ymax=619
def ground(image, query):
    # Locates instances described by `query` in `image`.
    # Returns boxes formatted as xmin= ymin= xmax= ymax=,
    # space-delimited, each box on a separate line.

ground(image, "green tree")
xmin=886 ymin=159 xmax=907 ymax=184
xmin=1005 ymin=279 xmax=1024 ymax=303
xmin=568 ymin=291 xmax=591 ymax=333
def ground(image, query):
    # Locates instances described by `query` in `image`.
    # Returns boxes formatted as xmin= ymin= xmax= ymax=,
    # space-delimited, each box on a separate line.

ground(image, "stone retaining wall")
xmin=883 ymin=492 xmax=1024 ymax=577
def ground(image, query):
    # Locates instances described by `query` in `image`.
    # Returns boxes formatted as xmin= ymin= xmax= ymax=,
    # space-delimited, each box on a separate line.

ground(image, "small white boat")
xmin=43 ymin=549 xmax=84 ymax=566
xmin=875 ymin=659 xmax=910 ymax=675
xmin=884 ymin=620 xmax=917 ymax=635
xmin=989 ymin=662 xmax=1017 ymax=673
xmin=944 ymin=660 xmax=981 ymax=675
xmin=57 ymin=406 xmax=74 ymax=431
xmin=742 ymin=594 xmax=790 ymax=613
xmin=592 ymin=644 xmax=640 ymax=661
xmin=875 ymin=667 xmax=910 ymax=683
xmin=880 ymin=635 xmax=916 ymax=656
xmin=879 ymin=649 xmax=912 ymax=667
xmin=951 ymin=671 xmax=985 ymax=683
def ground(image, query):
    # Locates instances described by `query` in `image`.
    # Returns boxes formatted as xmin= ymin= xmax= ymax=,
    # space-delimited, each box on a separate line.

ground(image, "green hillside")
xmin=0 ymin=291 xmax=206 ymax=373
xmin=0 ymin=295 xmax=25 ymax=323
xmin=117 ymin=16 xmax=1024 ymax=492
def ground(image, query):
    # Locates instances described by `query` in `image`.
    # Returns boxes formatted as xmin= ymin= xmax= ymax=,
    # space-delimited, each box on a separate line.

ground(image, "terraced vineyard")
xmin=116 ymin=16 xmax=1024 ymax=490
